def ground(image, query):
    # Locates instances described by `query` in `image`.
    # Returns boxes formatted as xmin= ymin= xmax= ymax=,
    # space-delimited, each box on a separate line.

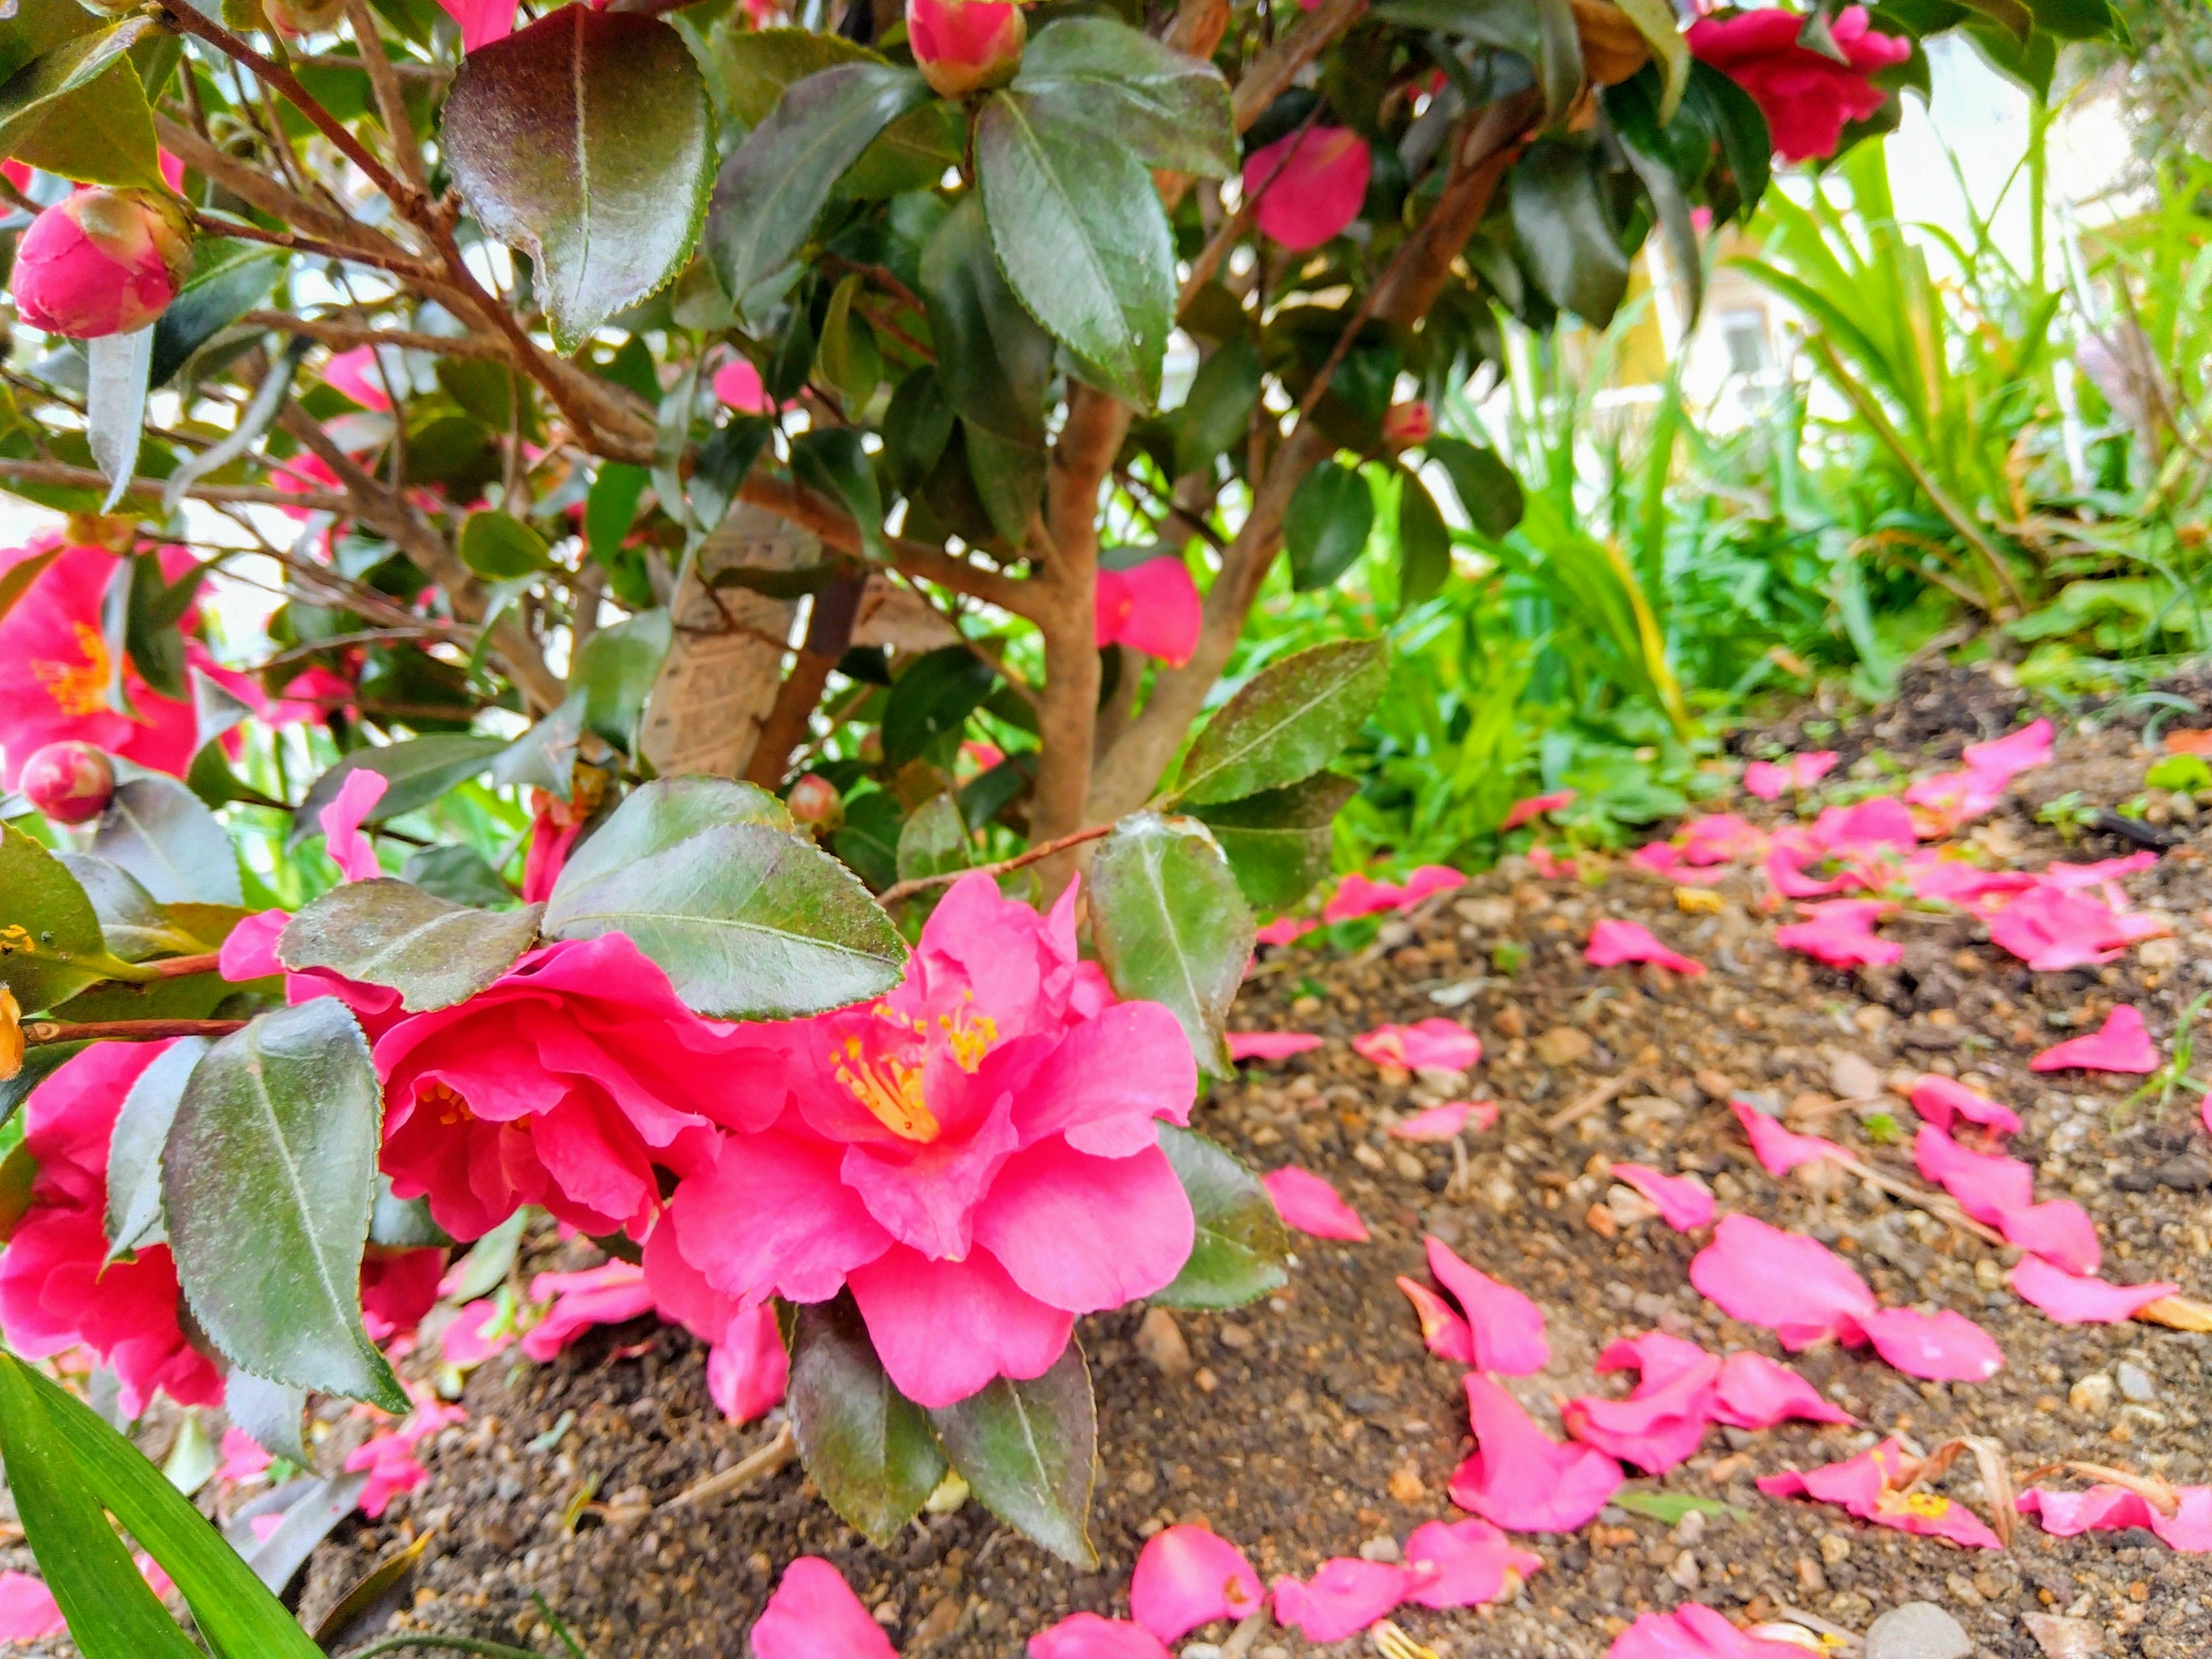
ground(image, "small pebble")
xmin=1863 ymin=1601 xmax=1971 ymax=1659
xmin=2115 ymin=1359 xmax=2156 ymax=1403
xmin=1358 ymin=1535 xmax=1403 ymax=1563
xmin=2069 ymin=1374 xmax=2113 ymax=1416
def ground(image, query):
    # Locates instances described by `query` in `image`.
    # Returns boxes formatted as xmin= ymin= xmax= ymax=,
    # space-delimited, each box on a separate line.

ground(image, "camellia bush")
xmin=0 ymin=0 xmax=2120 ymax=1639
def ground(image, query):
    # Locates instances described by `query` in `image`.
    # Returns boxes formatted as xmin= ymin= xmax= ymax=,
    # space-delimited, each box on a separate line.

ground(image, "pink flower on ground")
xmin=439 ymin=1300 xmax=513 ymax=1368
xmin=1680 ymin=813 xmax=1765 ymax=866
xmin=1528 ymin=844 xmax=1580 ymax=880
xmin=1095 ymin=558 xmax=1202 ymax=668
xmin=1608 ymin=1604 xmax=1816 ymax=1658
xmin=713 ymin=357 xmax=786 ymax=415
xmin=1631 ymin=841 xmax=1685 ymax=879
xmin=1321 ymin=866 xmax=1464 ymax=923
xmin=1729 ymin=1097 xmax=1846 ymax=1177
xmin=662 ymin=873 xmax=1195 ymax=1408
xmin=435 ymin=0 xmax=518 ymax=51
xmin=908 ymin=0 xmax=1028 ymax=98
xmin=1759 ymin=1438 xmax=2003 ymax=1549
xmin=1226 ymin=1031 xmax=1322 ymax=1062
xmin=219 ymin=1426 xmax=274 ymax=1483
xmin=520 ymin=1262 xmax=655 ymax=1361
xmin=1908 ymin=1074 xmax=2021 ymax=1138
xmin=1130 ymin=1525 xmax=1263 ymax=1643
xmin=1254 ymin=916 xmax=1317 ymax=948
xmin=1688 ymin=1214 xmax=1876 ymax=1350
xmin=1586 ymin=919 xmax=1705 ymax=976
xmin=1685 ymin=6 xmax=1911 ymax=162
xmin=1351 ymin=1018 xmax=1479 ymax=1072
xmin=1390 ymin=1099 xmax=1495 ymax=1140
xmin=1402 ymin=1517 xmax=1543 ymax=1608
xmin=2009 ymin=1255 xmax=2176 ymax=1325
xmin=1424 ymin=1235 xmax=1548 ymax=1373
xmin=1919 ymin=1122 xmax=2101 ymax=1272
xmin=752 ymin=1558 xmax=898 ymax=1659
xmin=12 ymin=187 xmax=192 ymax=339
xmin=0 ymin=1043 xmax=222 ymax=1418
xmin=0 ymin=1573 xmax=65 ymax=1643
xmin=1263 ymin=1167 xmax=1368 ymax=1241
xmin=1743 ymin=751 xmax=1839 ymax=800
xmin=1502 ymin=789 xmax=1575 ymax=831
xmin=1985 ymin=884 xmax=2167 ymax=972
xmin=1242 ymin=127 xmax=1372 ymax=251
xmin=1029 ymin=1614 xmax=1173 ymax=1659
xmin=1965 ymin=718 xmax=2054 ymax=781
xmin=1270 ymin=1558 xmax=1414 ymax=1642
xmin=1609 ymin=1163 xmax=1715 ymax=1231
xmin=320 ymin=768 xmax=388 ymax=881
xmin=359 ymin=1246 xmax=445 ymax=1343
xmin=1710 ymin=1351 xmax=1854 ymax=1429
xmin=1562 ymin=1332 xmax=1722 ymax=1474
xmin=345 ymin=1431 xmax=429 ymax=1518
xmin=1449 ymin=1375 xmax=1623 ymax=1532
xmin=2031 ymin=1005 xmax=2159 ymax=1074
xmin=1774 ymin=899 xmax=1901 ymax=968
xmin=2017 ymin=1485 xmax=2212 ymax=1552
xmin=377 ymin=934 xmax=787 ymax=1241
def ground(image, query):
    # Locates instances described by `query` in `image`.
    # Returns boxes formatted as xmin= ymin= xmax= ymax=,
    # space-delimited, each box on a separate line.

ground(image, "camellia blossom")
xmin=1029 ymin=1614 xmax=1173 ymax=1659
xmin=1759 ymin=1438 xmax=2002 ymax=1550
xmin=1263 ymin=1166 xmax=1368 ymax=1241
xmin=1685 ymin=6 xmax=1910 ymax=163
xmin=321 ymin=768 xmax=388 ymax=881
xmin=662 ymin=873 xmax=1198 ymax=1408
xmin=1729 ymin=1097 xmax=1846 ymax=1177
xmin=1562 ymin=1332 xmax=1722 ymax=1474
xmin=1743 ymin=751 xmax=1839 ymax=800
xmin=1610 ymin=1163 xmax=1715 ymax=1231
xmin=1130 ymin=1525 xmax=1263 ymax=1643
xmin=752 ymin=1557 xmax=898 ymax=1659
xmin=1241 ymin=127 xmax=1372 ymax=251
xmin=908 ymin=0 xmax=1028 ymax=99
xmin=1449 ymin=1374 xmax=1623 ymax=1532
xmin=1270 ymin=1558 xmax=1413 ymax=1642
xmin=2009 ymin=1255 xmax=2176 ymax=1326
xmin=435 ymin=0 xmax=519 ymax=51
xmin=1402 ymin=1517 xmax=1543 ymax=1608
xmin=1389 ymin=1099 xmax=1495 ymax=1140
xmin=1502 ymin=789 xmax=1575 ymax=831
xmin=1607 ymin=1604 xmax=1816 ymax=1658
xmin=713 ymin=356 xmax=785 ymax=415
xmin=359 ymin=1246 xmax=445 ymax=1343
xmin=1774 ymin=899 xmax=1902 ymax=969
xmin=1586 ymin=919 xmax=1705 ymax=976
xmin=1095 ymin=556 xmax=1203 ymax=667
xmin=1351 ymin=1018 xmax=1479 ymax=1072
xmin=2016 ymin=1484 xmax=2212 ymax=1552
xmin=2031 ymin=1005 xmax=2159 ymax=1074
xmin=522 ymin=787 xmax=590 ymax=903
xmin=642 ymin=1226 xmax=789 ymax=1423
xmin=1908 ymin=1074 xmax=2020 ymax=1138
xmin=1226 ymin=1031 xmax=1322 ymax=1063
xmin=18 ymin=740 xmax=115 ymax=823
xmin=12 ymin=187 xmax=193 ymax=338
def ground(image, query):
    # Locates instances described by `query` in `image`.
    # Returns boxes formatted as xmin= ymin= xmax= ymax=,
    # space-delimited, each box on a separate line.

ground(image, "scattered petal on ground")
xmin=1744 ymin=752 xmax=1838 ymax=800
xmin=1774 ymin=899 xmax=1902 ymax=968
xmin=1255 ymin=917 xmax=1317 ymax=948
xmin=1390 ymin=1099 xmax=1495 ymax=1139
xmin=1609 ymin=1163 xmax=1715 ymax=1230
xmin=1607 ymin=1603 xmax=1819 ymax=1657
xmin=1262 ymin=1167 xmax=1369 ymax=1241
xmin=1563 ymin=1331 xmax=1721 ymax=1474
xmin=1909 ymin=1074 xmax=2021 ymax=1137
xmin=1226 ymin=1031 xmax=1323 ymax=1062
xmin=1758 ymin=1438 xmax=2003 ymax=1549
xmin=1397 ymin=1275 xmax=1475 ymax=1365
xmin=2017 ymin=1486 xmax=2212 ymax=1552
xmin=1710 ymin=1351 xmax=1855 ymax=1429
xmin=1029 ymin=1614 xmax=1173 ymax=1658
xmin=1730 ymin=1098 xmax=1847 ymax=1176
xmin=1985 ymin=884 xmax=2167 ymax=972
xmin=1851 ymin=1306 xmax=2005 ymax=1382
xmin=1401 ymin=1517 xmax=1543 ymax=1608
xmin=1270 ymin=1558 xmax=1414 ymax=1642
xmin=752 ymin=1558 xmax=899 ymax=1659
xmin=1425 ymin=1236 xmax=1550 ymax=1374
xmin=1449 ymin=1375 xmax=1623 ymax=1532
xmin=2031 ymin=1005 xmax=2159 ymax=1074
xmin=219 ymin=1425 xmax=272 ymax=1482
xmin=521 ymin=1262 xmax=654 ymax=1361
xmin=1352 ymin=1018 xmax=1480 ymax=1071
xmin=1680 ymin=813 xmax=1766 ymax=865
xmin=2009 ymin=1255 xmax=2178 ymax=1325
xmin=1586 ymin=919 xmax=1705 ymax=975
xmin=0 ymin=1573 xmax=63 ymax=1642
xmin=441 ymin=1299 xmax=515 ymax=1367
xmin=1689 ymin=1215 xmax=1876 ymax=1350
xmin=1129 ymin=1525 xmax=1263 ymax=1642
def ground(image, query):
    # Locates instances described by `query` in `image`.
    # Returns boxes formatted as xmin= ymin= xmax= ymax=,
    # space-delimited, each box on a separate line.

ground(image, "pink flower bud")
xmin=1381 ymin=400 xmax=1433 ymax=447
xmin=18 ymin=741 xmax=115 ymax=824
xmin=907 ymin=0 xmax=1026 ymax=99
xmin=787 ymin=772 xmax=844 ymax=832
xmin=12 ymin=188 xmax=192 ymax=340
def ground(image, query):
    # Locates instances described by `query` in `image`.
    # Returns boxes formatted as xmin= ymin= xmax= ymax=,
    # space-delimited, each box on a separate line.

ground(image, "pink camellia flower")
xmin=713 ymin=356 xmax=787 ymax=415
xmin=1095 ymin=556 xmax=1203 ymax=667
xmin=2031 ymin=1004 xmax=2158 ymax=1074
xmin=2017 ymin=1484 xmax=2212 ymax=1552
xmin=521 ymin=787 xmax=590 ymax=903
xmin=1029 ymin=1614 xmax=1173 ymax=1659
xmin=12 ymin=187 xmax=193 ymax=338
xmin=907 ymin=0 xmax=1027 ymax=99
xmin=1562 ymin=1332 xmax=1721 ymax=1474
xmin=1270 ymin=1558 xmax=1414 ymax=1642
xmin=753 ymin=1558 xmax=899 ymax=1659
xmin=0 ymin=540 xmax=200 ymax=789
xmin=1774 ymin=899 xmax=1901 ymax=968
xmin=0 ymin=1043 xmax=223 ymax=1419
xmin=1351 ymin=1017 xmax=1479 ymax=1072
xmin=377 ymin=933 xmax=788 ymax=1242
xmin=520 ymin=1261 xmax=656 ymax=1361
xmin=1608 ymin=1604 xmax=1816 ymax=1658
xmin=1743 ymin=750 xmax=1839 ymax=800
xmin=1502 ymin=788 xmax=1575 ymax=831
xmin=1710 ymin=1351 xmax=1854 ymax=1430
xmin=1586 ymin=919 xmax=1705 ymax=976
xmin=641 ymin=1224 xmax=789 ymax=1423
xmin=1389 ymin=1099 xmax=1495 ymax=1140
xmin=1380 ymin=400 xmax=1434 ymax=448
xmin=1226 ymin=1031 xmax=1323 ymax=1062
xmin=1263 ymin=1166 xmax=1368 ymax=1241
xmin=1729 ymin=1097 xmax=1846 ymax=1177
xmin=17 ymin=740 xmax=115 ymax=823
xmin=1908 ymin=1074 xmax=2020 ymax=1138
xmin=1242 ymin=127 xmax=1372 ymax=251
xmin=662 ymin=873 xmax=1196 ymax=1409
xmin=1609 ymin=1162 xmax=1715 ymax=1231
xmin=1449 ymin=1374 xmax=1623 ymax=1532
xmin=1418 ymin=1235 xmax=1548 ymax=1373
xmin=321 ymin=768 xmax=388 ymax=881
xmin=434 ymin=0 xmax=518 ymax=51
xmin=2009 ymin=1255 xmax=2176 ymax=1327
xmin=1759 ymin=1438 xmax=2002 ymax=1549
xmin=359 ymin=1246 xmax=446 ymax=1343
xmin=1130 ymin=1525 xmax=1263 ymax=1643
xmin=323 ymin=345 xmax=396 ymax=410
xmin=1685 ymin=6 xmax=1910 ymax=163
xmin=1402 ymin=1517 xmax=1542 ymax=1608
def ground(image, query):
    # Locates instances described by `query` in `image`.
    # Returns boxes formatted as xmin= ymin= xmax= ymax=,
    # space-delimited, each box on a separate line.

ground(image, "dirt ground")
xmin=296 ymin=660 xmax=2212 ymax=1659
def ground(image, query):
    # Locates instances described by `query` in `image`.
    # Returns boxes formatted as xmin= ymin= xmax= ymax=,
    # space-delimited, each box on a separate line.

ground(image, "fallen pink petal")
xmin=1908 ymin=1074 xmax=2021 ymax=1137
xmin=1689 ymin=1215 xmax=1876 ymax=1350
xmin=0 ymin=1573 xmax=63 ymax=1643
xmin=1679 ymin=813 xmax=1766 ymax=866
xmin=1449 ymin=1375 xmax=1623 ymax=1532
xmin=1743 ymin=751 xmax=1838 ymax=800
xmin=1503 ymin=789 xmax=1575 ymax=830
xmin=1730 ymin=1098 xmax=1846 ymax=1176
xmin=2017 ymin=1485 xmax=2212 ymax=1552
xmin=1401 ymin=1517 xmax=1543 ymax=1608
xmin=1710 ymin=1351 xmax=1854 ymax=1430
xmin=752 ymin=1557 xmax=899 ymax=1659
xmin=1352 ymin=1018 xmax=1480 ymax=1072
xmin=1774 ymin=899 xmax=1902 ymax=968
xmin=1397 ymin=1274 xmax=1475 ymax=1365
xmin=1270 ymin=1557 xmax=1413 ymax=1642
xmin=1759 ymin=1438 xmax=2002 ymax=1549
xmin=1850 ymin=1306 xmax=2004 ymax=1383
xmin=1226 ymin=1031 xmax=1323 ymax=1062
xmin=1390 ymin=1099 xmax=1495 ymax=1139
xmin=1254 ymin=916 xmax=1318 ymax=948
xmin=2031 ymin=1005 xmax=2159 ymax=1074
xmin=1586 ymin=919 xmax=1705 ymax=976
xmin=2009 ymin=1255 xmax=2177 ymax=1325
xmin=1912 ymin=1125 xmax=2034 ymax=1228
xmin=1130 ymin=1524 xmax=1263 ymax=1642
xmin=1607 ymin=1603 xmax=1820 ymax=1657
xmin=1029 ymin=1613 xmax=1175 ymax=1658
xmin=520 ymin=1262 xmax=655 ymax=1362
xmin=1262 ymin=1166 xmax=1369 ymax=1241
xmin=1609 ymin=1163 xmax=1715 ymax=1230
xmin=1563 ymin=1331 xmax=1721 ymax=1474
xmin=1426 ymin=1235 xmax=1549 ymax=1374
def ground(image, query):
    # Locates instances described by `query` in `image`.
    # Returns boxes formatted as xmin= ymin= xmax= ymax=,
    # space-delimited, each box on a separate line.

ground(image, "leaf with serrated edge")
xmin=0 ymin=824 xmax=114 ymax=1013
xmin=1172 ymin=638 xmax=1389 ymax=806
xmin=288 ymin=735 xmax=507 ymax=850
xmin=930 ymin=1343 xmax=1097 ymax=1567
xmin=1192 ymin=773 xmax=1357 ymax=912
xmin=92 ymin=775 xmax=243 ymax=906
xmin=163 ymin=1000 xmax=406 ymax=1411
xmin=279 ymin=880 xmax=544 ymax=1013
xmin=1088 ymin=812 xmax=1253 ymax=1077
xmin=551 ymin=776 xmax=789 ymax=893
xmin=104 ymin=1035 xmax=206 ymax=1259
xmin=788 ymin=1294 xmax=948 ymax=1548
xmin=1011 ymin=17 xmax=1235 ymax=177
xmin=1151 ymin=1124 xmax=1290 ymax=1309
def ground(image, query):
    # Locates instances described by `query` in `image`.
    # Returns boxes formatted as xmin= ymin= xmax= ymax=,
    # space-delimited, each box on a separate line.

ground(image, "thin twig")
xmin=0 ymin=457 xmax=353 ymax=514
xmin=26 ymin=1018 xmax=250 ymax=1046
xmin=877 ymin=823 xmax=1113 ymax=906
xmin=1543 ymin=1070 xmax=1641 ymax=1133
xmin=660 ymin=1421 xmax=797 ymax=1512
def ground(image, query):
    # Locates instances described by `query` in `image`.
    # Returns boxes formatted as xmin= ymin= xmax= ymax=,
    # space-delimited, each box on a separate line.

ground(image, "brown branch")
xmin=736 ymin=472 xmax=1039 ymax=619
xmin=876 ymin=823 xmax=1112 ymax=907
xmin=198 ymin=214 xmax=438 ymax=279
xmin=0 ymin=456 xmax=353 ymax=514
xmin=154 ymin=117 xmax=408 ymax=264
xmin=238 ymin=314 xmax=514 ymax=362
xmin=27 ymin=1018 xmax=249 ymax=1045
xmin=344 ymin=0 xmax=430 ymax=198
xmin=1232 ymin=0 xmax=1369 ymax=131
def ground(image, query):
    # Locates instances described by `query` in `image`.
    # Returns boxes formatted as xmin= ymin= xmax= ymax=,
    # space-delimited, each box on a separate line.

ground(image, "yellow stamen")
xmin=835 ymin=1036 xmax=940 ymax=1142
xmin=420 ymin=1081 xmax=474 ymax=1127
xmin=31 ymin=622 xmax=121 ymax=719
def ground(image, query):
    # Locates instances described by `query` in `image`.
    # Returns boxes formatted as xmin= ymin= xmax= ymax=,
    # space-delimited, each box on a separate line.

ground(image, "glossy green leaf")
xmin=1088 ymin=812 xmax=1253 ymax=1077
xmin=165 ymin=998 xmax=407 ymax=1411
xmin=1174 ymin=638 xmax=1389 ymax=807
xmin=1173 ymin=334 xmax=1260 ymax=480
xmin=929 ymin=1343 xmax=1097 ymax=1569
xmin=1532 ymin=0 xmax=1585 ymax=121
xmin=1011 ymin=17 xmax=1236 ymax=177
xmin=787 ymin=1293 xmax=949 ymax=1549
xmin=279 ymin=879 xmax=544 ymax=1013
xmin=571 ymin=605 xmax=672 ymax=751
xmin=706 ymin=61 xmax=931 ymax=310
xmin=882 ymin=645 xmax=997 ymax=767
xmin=790 ymin=427 xmax=885 ymax=562
xmin=1395 ymin=467 xmax=1453 ymax=609
xmin=0 ymin=32 xmax=162 ymax=191
xmin=1611 ymin=0 xmax=1690 ymax=119
xmin=833 ymin=789 xmax=903 ymax=891
xmin=1151 ymin=1124 xmax=1291 ymax=1308
xmin=288 ymin=735 xmax=507 ymax=850
xmin=401 ymin=843 xmax=516 ymax=908
xmin=0 ymin=825 xmax=121 ymax=1013
xmin=225 ymin=1370 xmax=307 ymax=1467
xmin=1607 ymin=74 xmax=1702 ymax=328
xmin=444 ymin=8 xmax=714 ymax=350
xmin=104 ymin=1034 xmax=207 ymax=1259
xmin=1424 ymin=435 xmax=1525 ymax=537
xmin=1684 ymin=61 xmax=1769 ymax=221
xmin=1510 ymin=138 xmax=1632 ymax=326
xmin=895 ymin=791 xmax=970 ymax=882
xmin=709 ymin=22 xmax=876 ymax=123
xmin=1285 ymin=460 xmax=1374 ymax=592
xmin=58 ymin=851 xmax=196 ymax=963
xmin=459 ymin=509 xmax=554 ymax=579
xmin=93 ymin=775 xmax=241 ymax=907
xmin=921 ymin=194 xmax=1053 ymax=544
xmin=543 ymin=778 xmax=904 ymax=1019
xmin=817 ymin=272 xmax=882 ymax=410
xmin=976 ymin=88 xmax=1175 ymax=408
xmin=1191 ymin=772 xmax=1357 ymax=912
xmin=0 ymin=547 xmax=59 ymax=627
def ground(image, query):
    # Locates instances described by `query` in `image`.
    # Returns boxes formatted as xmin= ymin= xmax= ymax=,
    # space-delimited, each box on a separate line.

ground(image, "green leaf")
xmin=895 ymin=791 xmax=971 ymax=882
xmin=921 ymin=194 xmax=1052 ymax=545
xmin=976 ymin=88 xmax=1176 ymax=408
xmin=57 ymin=851 xmax=193 ymax=963
xmin=789 ymin=427 xmax=885 ymax=562
xmin=1173 ymin=334 xmax=1260 ymax=480
xmin=92 ymin=774 xmax=241 ymax=907
xmin=0 ymin=24 xmax=163 ymax=191
xmin=704 ymin=61 xmax=931 ymax=311
xmin=225 ymin=1371 xmax=307 ymax=1467
xmin=1088 ymin=812 xmax=1253 ymax=1077
xmin=459 ymin=509 xmax=554 ymax=579
xmin=86 ymin=322 xmax=153 ymax=513
xmin=882 ymin=645 xmax=997 ymax=768
xmin=1684 ymin=61 xmax=1768 ymax=222
xmin=1173 ymin=638 xmax=1390 ymax=806
xmin=1190 ymin=772 xmax=1357 ymax=912
xmin=444 ymin=8 xmax=714 ymax=351
xmin=0 ymin=824 xmax=120 ymax=1013
xmin=288 ymin=735 xmax=507 ymax=850
xmin=104 ymin=1033 xmax=208 ymax=1259
xmin=1151 ymin=1123 xmax=1290 ymax=1308
xmin=707 ymin=22 xmax=878 ymax=124
xmin=1395 ymin=467 xmax=1453 ymax=609
xmin=817 ymin=272 xmax=882 ymax=410
xmin=1285 ymin=460 xmax=1374 ymax=592
xmin=1611 ymin=0 xmax=1690 ymax=119
xmin=1531 ymin=0 xmax=1585 ymax=121
xmin=584 ymin=460 xmax=651 ymax=596
xmin=1510 ymin=138 xmax=1632 ymax=326
xmin=0 ymin=1356 xmax=204 ymax=1659
xmin=164 ymin=999 xmax=406 ymax=1410
xmin=1424 ymin=435 xmax=1525 ymax=537
xmin=1012 ymin=17 xmax=1235 ymax=176
xmin=0 ymin=547 xmax=59 ymax=627
xmin=1613 ymin=1489 xmax=1749 ymax=1524
xmin=401 ymin=843 xmax=516 ymax=908
xmin=278 ymin=879 xmax=544 ymax=1013
xmin=542 ymin=778 xmax=905 ymax=1018
xmin=787 ymin=1293 xmax=948 ymax=1549
xmin=833 ymin=789 xmax=903 ymax=891
xmin=571 ymin=605 xmax=672 ymax=751
xmin=929 ymin=1343 xmax=1097 ymax=1569
xmin=1606 ymin=73 xmax=1702 ymax=328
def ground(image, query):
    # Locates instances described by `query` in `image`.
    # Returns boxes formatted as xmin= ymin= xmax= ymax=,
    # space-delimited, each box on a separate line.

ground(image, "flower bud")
xmin=787 ymin=773 xmax=844 ymax=833
xmin=12 ymin=188 xmax=192 ymax=340
xmin=19 ymin=741 xmax=115 ymax=825
xmin=907 ymin=0 xmax=1026 ymax=99
xmin=1381 ymin=400 xmax=1434 ymax=448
